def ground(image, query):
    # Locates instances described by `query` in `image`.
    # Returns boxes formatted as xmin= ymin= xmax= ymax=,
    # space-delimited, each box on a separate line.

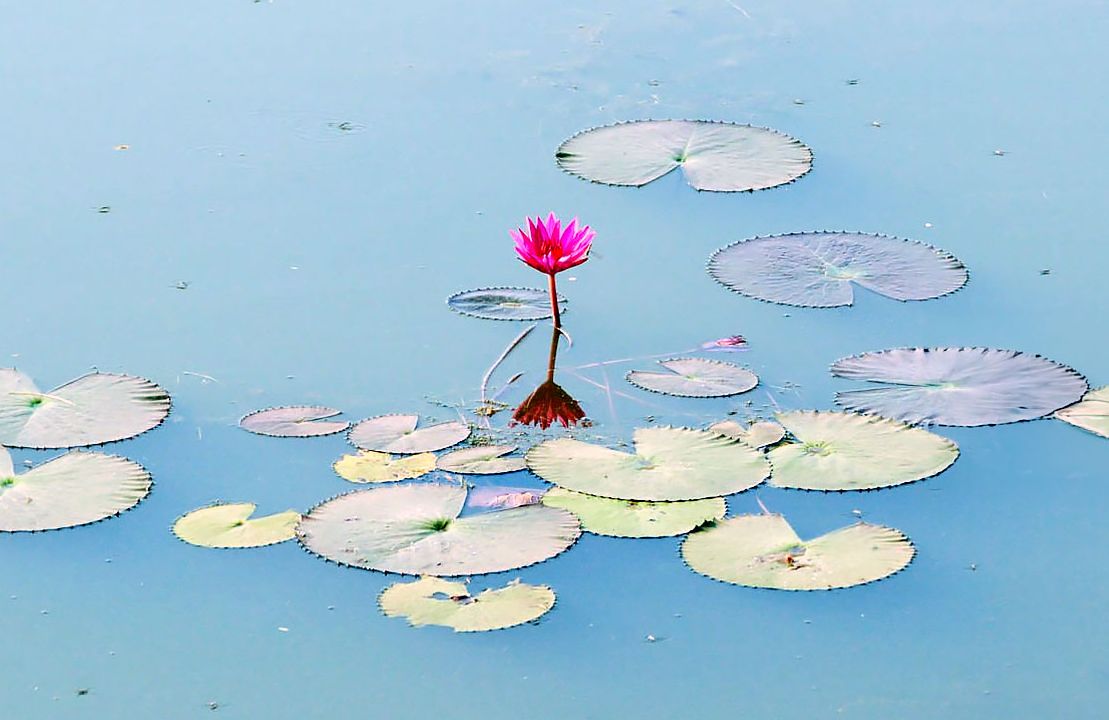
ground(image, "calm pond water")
xmin=3 ymin=1 xmax=1107 ymax=718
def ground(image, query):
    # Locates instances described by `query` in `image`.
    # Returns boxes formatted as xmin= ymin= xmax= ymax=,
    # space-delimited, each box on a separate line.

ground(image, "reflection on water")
xmin=512 ymin=325 xmax=586 ymax=429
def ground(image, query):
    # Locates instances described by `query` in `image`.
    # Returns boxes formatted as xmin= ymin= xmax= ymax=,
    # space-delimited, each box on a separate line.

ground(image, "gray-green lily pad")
xmin=832 ymin=347 xmax=1088 ymax=426
xmin=436 ymin=445 xmax=526 ymax=474
xmin=0 ymin=370 xmax=171 ymax=449
xmin=556 ymin=120 xmax=812 ymax=192
xmin=447 ymin=287 xmax=567 ymax=321
xmin=767 ymin=411 xmax=958 ymax=491
xmin=681 ymin=514 xmax=914 ymax=590
xmin=348 ymin=414 xmax=470 ymax=454
xmin=0 ymin=447 xmax=152 ymax=532
xmin=526 ymin=427 xmax=769 ymax=501
xmin=296 ymin=483 xmax=581 ymax=576
xmin=173 ymin=503 xmax=300 ymax=548
xmin=379 ymin=576 xmax=555 ymax=632
xmin=626 ymin=358 xmax=758 ymax=398
xmin=239 ymin=406 xmax=349 ymax=437
xmin=709 ymin=420 xmax=786 ymax=449
xmin=1056 ymin=387 xmax=1109 ymax=439
xmin=542 ymin=487 xmax=725 ymax=538
xmin=708 ymin=232 xmax=967 ymax=307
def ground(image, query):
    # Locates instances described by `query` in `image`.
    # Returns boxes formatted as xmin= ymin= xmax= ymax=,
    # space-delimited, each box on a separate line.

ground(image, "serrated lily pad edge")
xmin=446 ymin=286 xmax=569 ymax=322
xmin=624 ymin=357 xmax=759 ymax=398
xmin=238 ymin=405 xmax=350 ymax=438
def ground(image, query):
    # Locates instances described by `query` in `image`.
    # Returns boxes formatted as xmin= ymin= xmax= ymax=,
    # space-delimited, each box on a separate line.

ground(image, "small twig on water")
xmin=480 ymin=325 xmax=536 ymax=403
xmin=570 ymin=348 xmax=699 ymax=371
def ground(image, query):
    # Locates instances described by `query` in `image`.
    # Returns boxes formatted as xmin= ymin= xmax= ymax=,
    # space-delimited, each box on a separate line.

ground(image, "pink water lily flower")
xmin=511 ymin=212 xmax=594 ymax=276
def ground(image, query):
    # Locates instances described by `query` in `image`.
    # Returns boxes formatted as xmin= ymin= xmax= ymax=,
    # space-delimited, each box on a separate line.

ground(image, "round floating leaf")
xmin=1056 ymin=387 xmax=1109 ymax=439
xmin=447 ymin=287 xmax=567 ymax=321
xmin=626 ymin=358 xmax=758 ymax=398
xmin=173 ymin=503 xmax=300 ymax=548
xmin=767 ymin=411 xmax=958 ymax=491
xmin=0 ymin=448 xmax=152 ymax=532
xmin=682 ymin=514 xmax=914 ymax=590
xmin=832 ymin=347 xmax=1088 ymax=426
xmin=526 ymin=427 xmax=769 ymax=501
xmin=436 ymin=445 xmax=526 ymax=474
xmin=542 ymin=487 xmax=725 ymax=538
xmin=297 ymin=483 xmax=581 ymax=576
xmin=0 ymin=370 xmax=171 ymax=449
xmin=379 ymin=576 xmax=555 ymax=632
xmin=708 ymin=232 xmax=967 ymax=308
xmin=239 ymin=406 xmax=349 ymax=437
xmin=333 ymin=450 xmax=436 ymax=483
xmin=709 ymin=420 xmax=786 ymax=449
xmin=348 ymin=414 xmax=470 ymax=454
xmin=556 ymin=120 xmax=812 ymax=192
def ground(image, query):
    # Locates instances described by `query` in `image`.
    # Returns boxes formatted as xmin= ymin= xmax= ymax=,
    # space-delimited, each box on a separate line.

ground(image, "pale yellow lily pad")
xmin=379 ymin=576 xmax=555 ymax=632
xmin=333 ymin=450 xmax=436 ymax=484
xmin=173 ymin=503 xmax=300 ymax=548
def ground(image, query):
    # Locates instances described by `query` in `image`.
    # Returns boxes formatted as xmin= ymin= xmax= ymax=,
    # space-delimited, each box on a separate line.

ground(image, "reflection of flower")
xmin=511 ymin=380 xmax=585 ymax=430
xmin=511 ymin=212 xmax=594 ymax=275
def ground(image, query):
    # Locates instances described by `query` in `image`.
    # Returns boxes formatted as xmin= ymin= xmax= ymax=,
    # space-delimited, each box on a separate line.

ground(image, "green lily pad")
xmin=379 ymin=576 xmax=555 ymax=632
xmin=333 ymin=450 xmax=436 ymax=483
xmin=681 ymin=514 xmax=914 ymax=590
xmin=296 ymin=483 xmax=581 ymax=576
xmin=447 ymin=287 xmax=567 ymax=321
xmin=542 ymin=487 xmax=725 ymax=538
xmin=348 ymin=414 xmax=470 ymax=454
xmin=436 ymin=445 xmax=526 ymax=474
xmin=0 ymin=370 xmax=171 ymax=449
xmin=1056 ymin=387 xmax=1109 ymax=439
xmin=0 ymin=448 xmax=152 ymax=532
xmin=767 ymin=411 xmax=959 ymax=491
xmin=173 ymin=503 xmax=300 ymax=548
xmin=526 ymin=427 xmax=769 ymax=501
xmin=709 ymin=420 xmax=785 ymax=449
xmin=239 ymin=406 xmax=349 ymax=437
xmin=626 ymin=358 xmax=758 ymax=398
xmin=556 ymin=120 xmax=812 ymax=192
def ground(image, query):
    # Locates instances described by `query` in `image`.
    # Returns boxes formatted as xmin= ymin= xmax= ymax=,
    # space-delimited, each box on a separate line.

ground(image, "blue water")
xmin=3 ymin=1 xmax=1107 ymax=718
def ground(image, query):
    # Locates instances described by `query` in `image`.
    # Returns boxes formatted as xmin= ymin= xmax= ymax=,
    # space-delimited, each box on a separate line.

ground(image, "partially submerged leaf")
xmin=1056 ymin=387 xmax=1109 ymax=439
xmin=0 ymin=448 xmax=151 ymax=532
xmin=333 ymin=450 xmax=436 ymax=483
xmin=296 ymin=483 xmax=581 ymax=576
xmin=348 ymin=414 xmax=470 ymax=454
xmin=526 ymin=427 xmax=769 ymax=501
xmin=447 ymin=287 xmax=567 ymax=321
xmin=0 ymin=370 xmax=170 ymax=449
xmin=626 ymin=358 xmax=758 ymax=398
xmin=556 ymin=120 xmax=812 ymax=192
xmin=832 ymin=347 xmax=1088 ymax=426
xmin=767 ymin=411 xmax=958 ymax=491
xmin=239 ymin=406 xmax=349 ymax=437
xmin=681 ymin=514 xmax=914 ymax=590
xmin=708 ymin=232 xmax=967 ymax=307
xmin=542 ymin=487 xmax=725 ymax=538
xmin=709 ymin=420 xmax=785 ymax=449
xmin=436 ymin=445 xmax=526 ymax=474
xmin=379 ymin=576 xmax=555 ymax=632
xmin=173 ymin=503 xmax=300 ymax=548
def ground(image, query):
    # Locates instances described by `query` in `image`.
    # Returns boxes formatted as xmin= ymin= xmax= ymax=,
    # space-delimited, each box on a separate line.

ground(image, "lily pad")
xmin=239 ymin=406 xmax=349 ymax=437
xmin=556 ymin=120 xmax=812 ymax=192
xmin=173 ymin=503 xmax=300 ymax=548
xmin=348 ymin=414 xmax=470 ymax=454
xmin=447 ymin=287 xmax=567 ymax=321
xmin=681 ymin=514 xmax=914 ymax=590
xmin=832 ymin=347 xmax=1088 ymax=426
xmin=436 ymin=445 xmax=527 ymax=474
xmin=0 ymin=370 xmax=171 ymax=449
xmin=542 ymin=487 xmax=725 ymax=538
xmin=296 ymin=483 xmax=581 ymax=576
xmin=0 ymin=448 xmax=152 ymax=532
xmin=766 ymin=411 xmax=958 ymax=491
xmin=708 ymin=232 xmax=967 ymax=307
xmin=626 ymin=358 xmax=758 ymax=398
xmin=1056 ymin=387 xmax=1109 ymax=439
xmin=526 ymin=427 xmax=769 ymax=501
xmin=379 ymin=576 xmax=555 ymax=632
xmin=709 ymin=420 xmax=785 ymax=449
xmin=333 ymin=450 xmax=436 ymax=483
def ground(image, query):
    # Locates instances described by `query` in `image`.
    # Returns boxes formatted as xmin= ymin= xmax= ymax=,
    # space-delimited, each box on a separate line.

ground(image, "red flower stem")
xmin=545 ymin=323 xmax=560 ymax=383
xmin=547 ymin=272 xmax=561 ymax=330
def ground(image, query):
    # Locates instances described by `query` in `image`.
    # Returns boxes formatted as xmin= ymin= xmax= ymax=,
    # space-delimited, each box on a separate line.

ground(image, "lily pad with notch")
xmin=708 ymin=232 xmax=967 ymax=308
xmin=173 ymin=503 xmax=300 ymax=548
xmin=709 ymin=419 xmax=785 ymax=449
xmin=447 ymin=287 xmax=567 ymax=321
xmin=379 ymin=576 xmax=555 ymax=632
xmin=556 ymin=120 xmax=812 ymax=192
xmin=1055 ymin=387 xmax=1109 ymax=439
xmin=348 ymin=414 xmax=470 ymax=454
xmin=333 ymin=450 xmax=436 ymax=483
xmin=296 ymin=482 xmax=581 ymax=576
xmin=239 ymin=406 xmax=349 ymax=437
xmin=542 ymin=487 xmax=725 ymax=538
xmin=436 ymin=445 xmax=526 ymax=475
xmin=626 ymin=358 xmax=758 ymax=398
